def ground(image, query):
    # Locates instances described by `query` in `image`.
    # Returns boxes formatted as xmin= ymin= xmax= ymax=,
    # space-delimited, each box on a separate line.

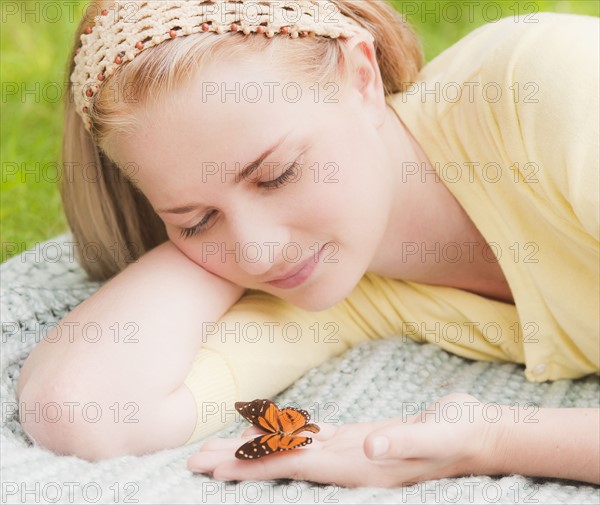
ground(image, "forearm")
xmin=487 ymin=405 xmax=600 ymax=484
xmin=18 ymin=240 xmax=245 ymax=399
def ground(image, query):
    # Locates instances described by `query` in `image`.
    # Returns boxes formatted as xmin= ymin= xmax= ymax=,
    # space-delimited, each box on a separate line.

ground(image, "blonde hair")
xmin=61 ymin=0 xmax=424 ymax=282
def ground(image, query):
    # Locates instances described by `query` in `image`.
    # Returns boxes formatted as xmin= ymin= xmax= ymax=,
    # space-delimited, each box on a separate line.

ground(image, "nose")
xmin=226 ymin=209 xmax=290 ymax=277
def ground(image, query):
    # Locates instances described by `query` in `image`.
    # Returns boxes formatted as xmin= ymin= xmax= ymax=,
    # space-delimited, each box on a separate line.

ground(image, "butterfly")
xmin=234 ymin=398 xmax=320 ymax=460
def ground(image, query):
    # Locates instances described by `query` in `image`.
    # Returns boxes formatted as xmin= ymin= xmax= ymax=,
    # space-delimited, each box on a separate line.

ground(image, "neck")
xmin=369 ymin=104 xmax=483 ymax=283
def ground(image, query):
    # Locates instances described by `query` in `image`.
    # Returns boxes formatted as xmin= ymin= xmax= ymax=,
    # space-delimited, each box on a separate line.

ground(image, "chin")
xmin=290 ymin=295 xmax=340 ymax=312
xmin=285 ymin=272 xmax=364 ymax=312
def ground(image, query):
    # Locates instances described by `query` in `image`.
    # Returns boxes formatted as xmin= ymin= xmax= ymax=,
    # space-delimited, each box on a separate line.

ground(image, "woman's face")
xmin=109 ymin=44 xmax=398 ymax=311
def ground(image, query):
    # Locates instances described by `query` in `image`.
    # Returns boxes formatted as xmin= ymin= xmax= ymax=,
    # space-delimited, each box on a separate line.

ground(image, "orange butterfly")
xmin=234 ymin=399 xmax=320 ymax=460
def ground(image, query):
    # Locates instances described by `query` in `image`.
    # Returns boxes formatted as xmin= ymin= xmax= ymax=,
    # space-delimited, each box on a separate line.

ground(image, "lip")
xmin=265 ymin=244 xmax=326 ymax=289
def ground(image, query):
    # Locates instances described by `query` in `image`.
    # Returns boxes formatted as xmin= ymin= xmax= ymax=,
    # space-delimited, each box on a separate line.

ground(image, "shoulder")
xmin=480 ymin=12 xmax=599 ymax=90
xmin=421 ymin=12 xmax=598 ymax=82
xmin=477 ymin=12 xmax=599 ymax=158
xmin=422 ymin=13 xmax=599 ymax=240
xmin=485 ymin=13 xmax=599 ymax=240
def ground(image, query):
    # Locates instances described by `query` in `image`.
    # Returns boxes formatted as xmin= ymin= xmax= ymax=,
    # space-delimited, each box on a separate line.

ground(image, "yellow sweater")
xmin=387 ymin=11 xmax=600 ymax=380
xmin=182 ymin=12 xmax=599 ymax=445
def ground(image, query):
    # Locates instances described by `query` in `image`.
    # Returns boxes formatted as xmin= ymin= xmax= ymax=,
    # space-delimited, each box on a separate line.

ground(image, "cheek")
xmin=165 ymin=228 xmax=223 ymax=273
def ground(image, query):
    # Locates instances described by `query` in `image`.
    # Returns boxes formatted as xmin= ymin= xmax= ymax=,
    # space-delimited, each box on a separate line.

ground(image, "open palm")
xmin=188 ymin=393 xmax=493 ymax=488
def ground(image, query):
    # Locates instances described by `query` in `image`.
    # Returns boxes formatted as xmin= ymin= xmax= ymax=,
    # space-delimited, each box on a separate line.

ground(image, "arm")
xmin=485 ymin=405 xmax=600 ymax=485
xmin=17 ymin=239 xmax=246 ymax=458
xmin=18 ymin=239 xmax=245 ymax=398
xmin=375 ymin=398 xmax=600 ymax=486
xmin=188 ymin=393 xmax=600 ymax=488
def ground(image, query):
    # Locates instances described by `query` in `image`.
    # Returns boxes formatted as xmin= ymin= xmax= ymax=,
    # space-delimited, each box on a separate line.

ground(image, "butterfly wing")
xmin=235 ymin=399 xmax=277 ymax=432
xmin=234 ymin=400 xmax=319 ymax=460
xmin=278 ymin=407 xmax=312 ymax=434
xmin=235 ymin=399 xmax=309 ymax=435
xmin=258 ymin=402 xmax=287 ymax=433
xmin=235 ymin=433 xmax=279 ymax=459
xmin=235 ymin=433 xmax=314 ymax=460
xmin=291 ymin=423 xmax=320 ymax=436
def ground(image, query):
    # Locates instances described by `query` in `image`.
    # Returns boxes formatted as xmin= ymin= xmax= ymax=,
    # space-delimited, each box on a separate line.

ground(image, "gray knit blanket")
xmin=2 ymin=233 xmax=599 ymax=504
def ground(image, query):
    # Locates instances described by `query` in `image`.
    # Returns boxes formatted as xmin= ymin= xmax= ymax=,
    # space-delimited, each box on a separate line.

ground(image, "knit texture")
xmin=2 ymin=233 xmax=599 ymax=504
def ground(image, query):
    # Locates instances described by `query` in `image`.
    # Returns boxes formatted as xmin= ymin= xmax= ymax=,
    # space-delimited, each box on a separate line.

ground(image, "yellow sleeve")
xmin=182 ymin=273 xmax=523 ymax=444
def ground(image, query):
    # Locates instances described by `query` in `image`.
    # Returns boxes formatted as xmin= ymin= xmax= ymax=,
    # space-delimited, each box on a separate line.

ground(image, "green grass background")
xmin=2 ymin=0 xmax=599 ymax=263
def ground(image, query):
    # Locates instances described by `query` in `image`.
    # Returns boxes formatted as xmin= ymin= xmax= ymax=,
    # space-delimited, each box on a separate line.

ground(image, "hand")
xmin=187 ymin=393 xmax=497 ymax=488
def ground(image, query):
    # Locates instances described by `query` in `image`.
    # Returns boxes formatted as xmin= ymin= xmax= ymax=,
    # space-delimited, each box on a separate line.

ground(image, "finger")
xmin=190 ymin=429 xmax=329 ymax=474
xmin=241 ymin=426 xmax=264 ymax=437
xmin=211 ymin=441 xmax=324 ymax=482
xmin=363 ymin=423 xmax=443 ymax=460
xmin=198 ymin=437 xmax=251 ymax=452
xmin=307 ymin=422 xmax=338 ymax=441
xmin=187 ymin=448 xmax=234 ymax=474
xmin=241 ymin=423 xmax=338 ymax=442
xmin=189 ymin=435 xmax=260 ymax=472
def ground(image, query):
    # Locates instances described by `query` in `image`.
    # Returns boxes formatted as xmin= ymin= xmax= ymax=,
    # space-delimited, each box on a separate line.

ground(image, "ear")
xmin=343 ymin=31 xmax=387 ymax=129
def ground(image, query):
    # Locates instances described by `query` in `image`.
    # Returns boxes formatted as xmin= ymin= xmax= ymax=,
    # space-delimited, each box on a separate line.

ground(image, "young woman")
xmin=17 ymin=0 xmax=599 ymax=487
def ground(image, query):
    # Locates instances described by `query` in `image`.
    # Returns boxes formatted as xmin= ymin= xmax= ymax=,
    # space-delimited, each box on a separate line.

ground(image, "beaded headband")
xmin=71 ymin=0 xmax=366 ymax=132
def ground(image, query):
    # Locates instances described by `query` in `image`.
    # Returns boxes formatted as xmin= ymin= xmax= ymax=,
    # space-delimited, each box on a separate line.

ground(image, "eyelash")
xmin=178 ymin=161 xmax=301 ymax=240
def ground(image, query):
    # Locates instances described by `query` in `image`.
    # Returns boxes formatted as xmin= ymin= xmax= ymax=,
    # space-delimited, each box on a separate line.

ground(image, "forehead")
xmin=110 ymin=62 xmax=347 ymax=204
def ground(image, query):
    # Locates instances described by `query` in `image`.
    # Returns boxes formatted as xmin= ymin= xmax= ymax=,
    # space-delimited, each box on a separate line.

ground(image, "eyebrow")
xmin=156 ymin=131 xmax=292 ymax=215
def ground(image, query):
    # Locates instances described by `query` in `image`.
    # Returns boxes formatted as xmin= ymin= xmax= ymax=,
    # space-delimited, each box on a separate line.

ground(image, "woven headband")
xmin=71 ymin=0 xmax=366 ymax=132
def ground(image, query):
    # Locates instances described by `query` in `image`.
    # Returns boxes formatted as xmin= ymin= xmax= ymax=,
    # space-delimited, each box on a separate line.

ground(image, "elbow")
xmin=18 ymin=375 xmax=131 ymax=462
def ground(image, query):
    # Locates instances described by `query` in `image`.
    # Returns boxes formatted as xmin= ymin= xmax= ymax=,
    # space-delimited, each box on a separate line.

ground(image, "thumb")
xmin=364 ymin=423 xmax=444 ymax=460
xmin=242 ymin=426 xmax=264 ymax=437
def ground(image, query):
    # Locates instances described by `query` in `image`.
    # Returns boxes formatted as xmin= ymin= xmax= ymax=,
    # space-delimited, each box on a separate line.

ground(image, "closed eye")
xmin=258 ymin=161 xmax=301 ymax=190
xmin=179 ymin=156 xmax=303 ymax=240
xmin=178 ymin=209 xmax=217 ymax=239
